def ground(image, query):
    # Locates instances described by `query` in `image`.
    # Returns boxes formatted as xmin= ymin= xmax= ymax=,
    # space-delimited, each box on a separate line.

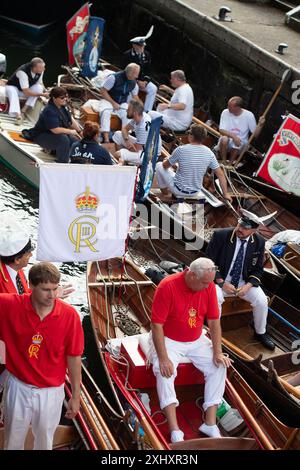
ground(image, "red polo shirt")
xmin=0 ymin=293 xmax=84 ymax=387
xmin=151 ymin=271 xmax=219 ymax=341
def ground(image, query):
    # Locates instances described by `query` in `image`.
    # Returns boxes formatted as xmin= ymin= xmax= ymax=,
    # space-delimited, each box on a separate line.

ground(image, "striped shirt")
xmin=129 ymin=112 xmax=151 ymax=145
xmin=169 ymin=144 xmax=219 ymax=193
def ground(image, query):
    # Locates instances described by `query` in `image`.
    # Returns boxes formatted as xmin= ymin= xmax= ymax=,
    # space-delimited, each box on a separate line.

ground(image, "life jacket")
xmin=108 ymin=71 xmax=136 ymax=104
xmin=7 ymin=62 xmax=41 ymax=91
xmin=0 ymin=262 xmax=29 ymax=294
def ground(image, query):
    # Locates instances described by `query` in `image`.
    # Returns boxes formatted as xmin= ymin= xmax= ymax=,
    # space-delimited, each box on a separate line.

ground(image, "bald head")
xmin=228 ymin=96 xmax=244 ymax=115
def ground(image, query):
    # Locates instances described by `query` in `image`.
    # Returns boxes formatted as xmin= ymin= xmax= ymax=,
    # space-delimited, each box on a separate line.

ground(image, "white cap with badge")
xmin=0 ymin=214 xmax=31 ymax=257
xmin=238 ymin=208 xmax=277 ymax=229
xmin=130 ymin=25 xmax=154 ymax=45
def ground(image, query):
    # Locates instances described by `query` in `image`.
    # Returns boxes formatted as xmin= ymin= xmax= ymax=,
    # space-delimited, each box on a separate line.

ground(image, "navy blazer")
xmin=205 ymin=228 xmax=265 ymax=287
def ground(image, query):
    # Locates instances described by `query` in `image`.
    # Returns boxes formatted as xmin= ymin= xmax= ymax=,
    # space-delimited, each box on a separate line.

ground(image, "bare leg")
xmin=102 ymin=132 xmax=110 ymax=144
xmin=204 ymin=404 xmax=218 ymax=425
xmin=229 ymin=148 xmax=240 ymax=163
xmin=219 ymin=136 xmax=229 ymax=163
xmin=163 ymin=403 xmax=179 ymax=432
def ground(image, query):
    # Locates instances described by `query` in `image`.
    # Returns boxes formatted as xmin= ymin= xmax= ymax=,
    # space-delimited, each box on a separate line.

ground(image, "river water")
xmin=0 ymin=22 xmax=89 ymax=315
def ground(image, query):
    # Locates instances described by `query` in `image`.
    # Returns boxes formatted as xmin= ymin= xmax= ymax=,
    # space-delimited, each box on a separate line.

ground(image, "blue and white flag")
xmin=37 ymin=164 xmax=136 ymax=262
xmin=81 ymin=16 xmax=105 ymax=77
xmin=136 ymin=117 xmax=162 ymax=202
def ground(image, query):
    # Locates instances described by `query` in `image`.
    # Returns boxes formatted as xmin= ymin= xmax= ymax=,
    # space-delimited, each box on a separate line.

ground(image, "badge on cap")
xmin=238 ymin=209 xmax=277 ymax=229
xmin=130 ymin=25 xmax=154 ymax=45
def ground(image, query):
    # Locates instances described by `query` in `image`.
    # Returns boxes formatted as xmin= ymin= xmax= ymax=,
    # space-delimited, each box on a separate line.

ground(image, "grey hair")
xmin=125 ymin=63 xmax=140 ymax=74
xmin=30 ymin=57 xmax=45 ymax=68
xmin=129 ymin=99 xmax=144 ymax=115
xmin=171 ymin=70 xmax=186 ymax=82
xmin=189 ymin=257 xmax=215 ymax=278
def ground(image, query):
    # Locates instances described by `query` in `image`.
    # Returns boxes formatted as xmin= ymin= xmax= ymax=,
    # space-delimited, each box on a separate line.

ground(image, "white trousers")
xmin=84 ymin=99 xmax=129 ymax=133
xmin=4 ymin=374 xmax=65 ymax=450
xmin=152 ymin=335 xmax=226 ymax=411
xmin=149 ymin=109 xmax=188 ymax=132
xmin=155 ymin=161 xmax=201 ymax=197
xmin=215 ymin=283 xmax=268 ymax=335
xmin=6 ymin=84 xmax=43 ymax=116
xmin=141 ymin=81 xmax=157 ymax=112
xmin=112 ymin=130 xmax=142 ymax=164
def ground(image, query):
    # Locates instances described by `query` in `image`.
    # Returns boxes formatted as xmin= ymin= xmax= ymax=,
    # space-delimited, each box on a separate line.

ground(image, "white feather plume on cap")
xmin=0 ymin=213 xmax=30 ymax=256
xmin=130 ymin=25 xmax=154 ymax=45
xmin=239 ymin=208 xmax=277 ymax=227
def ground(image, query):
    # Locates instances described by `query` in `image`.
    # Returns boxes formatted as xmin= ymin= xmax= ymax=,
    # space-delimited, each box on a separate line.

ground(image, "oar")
xmin=234 ymin=68 xmax=292 ymax=167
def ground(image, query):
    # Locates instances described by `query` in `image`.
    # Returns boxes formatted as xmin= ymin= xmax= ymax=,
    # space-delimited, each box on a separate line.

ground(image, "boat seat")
xmin=80 ymin=106 xmax=121 ymax=131
xmin=119 ymin=333 xmax=204 ymax=389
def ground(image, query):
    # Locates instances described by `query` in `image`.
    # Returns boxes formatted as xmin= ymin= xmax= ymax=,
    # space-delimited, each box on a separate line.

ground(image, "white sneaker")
xmin=170 ymin=429 xmax=184 ymax=443
xmin=199 ymin=423 xmax=221 ymax=438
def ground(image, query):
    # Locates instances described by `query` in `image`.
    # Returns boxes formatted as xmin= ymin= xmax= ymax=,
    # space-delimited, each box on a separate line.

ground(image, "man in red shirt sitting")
xmin=0 ymin=262 xmax=84 ymax=450
xmin=151 ymin=257 xmax=231 ymax=443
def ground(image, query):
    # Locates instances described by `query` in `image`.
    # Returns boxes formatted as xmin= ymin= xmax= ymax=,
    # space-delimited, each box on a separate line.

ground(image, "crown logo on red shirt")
xmin=75 ymin=186 xmax=99 ymax=212
xmin=32 ymin=333 xmax=43 ymax=345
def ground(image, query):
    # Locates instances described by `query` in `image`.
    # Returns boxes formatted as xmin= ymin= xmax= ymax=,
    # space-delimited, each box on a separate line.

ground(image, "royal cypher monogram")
xmin=28 ymin=333 xmax=43 ymax=359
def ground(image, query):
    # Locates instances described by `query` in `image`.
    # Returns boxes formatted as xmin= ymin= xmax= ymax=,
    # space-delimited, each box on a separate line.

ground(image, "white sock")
xmin=170 ymin=429 xmax=184 ymax=443
xmin=199 ymin=423 xmax=221 ymax=438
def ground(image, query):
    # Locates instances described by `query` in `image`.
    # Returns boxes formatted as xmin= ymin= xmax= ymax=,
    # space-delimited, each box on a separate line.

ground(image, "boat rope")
xmin=229 ymin=168 xmax=287 ymax=230
xmin=122 ymin=261 xmax=151 ymax=322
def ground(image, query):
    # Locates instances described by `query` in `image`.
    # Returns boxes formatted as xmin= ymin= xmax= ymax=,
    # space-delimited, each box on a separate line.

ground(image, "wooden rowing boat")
xmin=86 ymin=256 xmax=300 ymax=449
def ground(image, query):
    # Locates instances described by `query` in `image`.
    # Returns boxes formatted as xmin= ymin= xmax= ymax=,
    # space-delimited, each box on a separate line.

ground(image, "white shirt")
xmin=164 ymin=83 xmax=194 ymax=130
xmin=129 ymin=112 xmax=151 ymax=145
xmin=5 ymin=265 xmax=18 ymax=292
xmin=16 ymin=70 xmax=44 ymax=89
xmin=219 ymin=109 xmax=256 ymax=144
xmin=225 ymin=236 xmax=250 ymax=285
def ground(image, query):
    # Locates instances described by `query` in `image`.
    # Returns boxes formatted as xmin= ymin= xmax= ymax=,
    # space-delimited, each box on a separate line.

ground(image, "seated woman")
xmin=30 ymin=86 xmax=82 ymax=163
xmin=69 ymin=121 xmax=113 ymax=165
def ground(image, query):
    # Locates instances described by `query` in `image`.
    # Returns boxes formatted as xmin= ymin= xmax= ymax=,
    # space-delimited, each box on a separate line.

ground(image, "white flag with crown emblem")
xmin=37 ymin=163 xmax=137 ymax=262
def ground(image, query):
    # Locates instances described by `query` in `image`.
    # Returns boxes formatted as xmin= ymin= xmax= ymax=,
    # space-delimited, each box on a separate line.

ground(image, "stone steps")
xmin=272 ymin=0 xmax=300 ymax=32
xmin=272 ymin=0 xmax=299 ymax=12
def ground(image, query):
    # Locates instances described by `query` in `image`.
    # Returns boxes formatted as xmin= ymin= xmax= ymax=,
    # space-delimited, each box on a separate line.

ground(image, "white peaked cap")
xmin=240 ymin=208 xmax=277 ymax=226
xmin=0 ymin=213 xmax=30 ymax=256
xmin=130 ymin=25 xmax=154 ymax=44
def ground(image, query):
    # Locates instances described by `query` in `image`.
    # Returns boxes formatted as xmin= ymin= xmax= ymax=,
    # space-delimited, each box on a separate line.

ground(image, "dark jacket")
xmin=7 ymin=63 xmax=42 ymax=91
xmin=31 ymin=100 xmax=72 ymax=137
xmin=205 ymin=228 xmax=265 ymax=287
xmin=69 ymin=139 xmax=113 ymax=165
xmin=108 ymin=71 xmax=136 ymax=104
xmin=122 ymin=49 xmax=152 ymax=80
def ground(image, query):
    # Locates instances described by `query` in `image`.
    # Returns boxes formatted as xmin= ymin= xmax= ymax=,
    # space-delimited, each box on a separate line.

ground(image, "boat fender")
xmin=139 ymin=392 xmax=151 ymax=415
xmin=218 ymin=408 xmax=244 ymax=433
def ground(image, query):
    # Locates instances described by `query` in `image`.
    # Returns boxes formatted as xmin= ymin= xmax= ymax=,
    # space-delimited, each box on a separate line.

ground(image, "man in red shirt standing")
xmin=151 ymin=257 xmax=231 ymax=443
xmin=0 ymin=262 xmax=84 ymax=450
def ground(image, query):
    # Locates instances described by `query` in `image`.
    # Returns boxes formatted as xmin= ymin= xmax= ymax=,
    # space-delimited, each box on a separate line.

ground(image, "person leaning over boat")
xmin=149 ymin=70 xmax=194 ymax=132
xmin=113 ymin=99 xmax=157 ymax=166
xmin=122 ymin=31 xmax=157 ymax=112
xmin=205 ymin=210 xmax=275 ymax=351
xmin=28 ymin=86 xmax=81 ymax=163
xmin=69 ymin=121 xmax=113 ymax=165
xmin=83 ymin=63 xmax=140 ymax=144
xmin=0 ymin=262 xmax=84 ymax=450
xmin=155 ymin=124 xmax=232 ymax=200
xmin=5 ymin=57 xmax=49 ymax=124
xmin=217 ymin=96 xmax=265 ymax=163
xmin=151 ymin=257 xmax=232 ymax=443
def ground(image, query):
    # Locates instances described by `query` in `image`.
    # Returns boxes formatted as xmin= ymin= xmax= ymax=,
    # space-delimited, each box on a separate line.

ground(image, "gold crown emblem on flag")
xmin=75 ymin=186 xmax=99 ymax=212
